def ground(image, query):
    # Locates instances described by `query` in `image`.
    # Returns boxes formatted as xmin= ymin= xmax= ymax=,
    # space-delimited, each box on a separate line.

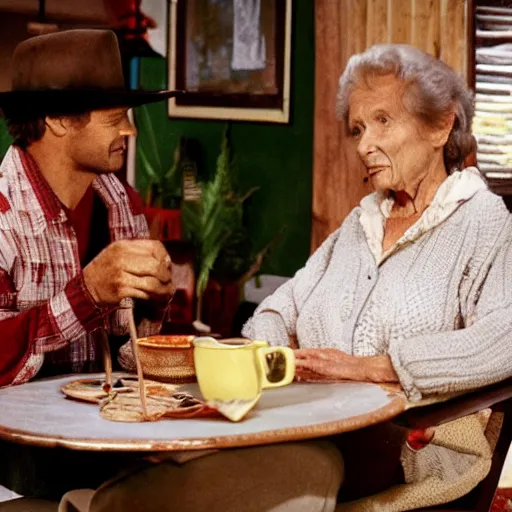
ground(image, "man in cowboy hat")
xmin=0 ymin=29 xmax=343 ymax=512
xmin=0 ymin=29 xmax=179 ymax=387
xmin=0 ymin=26 xmax=180 ymax=497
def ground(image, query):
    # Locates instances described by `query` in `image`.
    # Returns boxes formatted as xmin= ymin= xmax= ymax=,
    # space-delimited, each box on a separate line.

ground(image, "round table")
xmin=0 ymin=374 xmax=407 ymax=452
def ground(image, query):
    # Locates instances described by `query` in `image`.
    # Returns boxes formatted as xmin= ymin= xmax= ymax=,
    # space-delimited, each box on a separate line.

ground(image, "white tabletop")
xmin=0 ymin=374 xmax=406 ymax=452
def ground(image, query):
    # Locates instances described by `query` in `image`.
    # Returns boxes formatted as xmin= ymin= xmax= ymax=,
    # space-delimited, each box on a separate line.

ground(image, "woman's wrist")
xmin=363 ymin=355 xmax=399 ymax=383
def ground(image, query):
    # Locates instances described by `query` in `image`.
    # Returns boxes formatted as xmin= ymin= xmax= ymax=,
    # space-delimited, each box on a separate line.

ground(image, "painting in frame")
xmin=168 ymin=0 xmax=292 ymax=123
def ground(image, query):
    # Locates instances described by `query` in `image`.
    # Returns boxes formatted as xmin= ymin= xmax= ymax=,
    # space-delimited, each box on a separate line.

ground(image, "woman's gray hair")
xmin=336 ymin=44 xmax=475 ymax=173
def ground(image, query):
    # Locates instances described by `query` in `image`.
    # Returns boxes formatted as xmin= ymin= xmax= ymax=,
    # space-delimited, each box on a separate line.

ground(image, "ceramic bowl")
xmin=137 ymin=335 xmax=196 ymax=383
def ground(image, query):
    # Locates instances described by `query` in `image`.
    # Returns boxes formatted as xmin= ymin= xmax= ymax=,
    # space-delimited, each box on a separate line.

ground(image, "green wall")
xmin=136 ymin=1 xmax=314 ymax=277
xmin=0 ymin=119 xmax=12 ymax=161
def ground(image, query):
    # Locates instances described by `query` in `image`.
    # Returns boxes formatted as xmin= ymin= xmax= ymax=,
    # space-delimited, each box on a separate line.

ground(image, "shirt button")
xmin=368 ymin=275 xmax=372 ymax=280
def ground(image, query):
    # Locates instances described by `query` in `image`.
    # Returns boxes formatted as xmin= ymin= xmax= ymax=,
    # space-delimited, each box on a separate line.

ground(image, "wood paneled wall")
xmin=312 ymin=0 xmax=470 ymax=251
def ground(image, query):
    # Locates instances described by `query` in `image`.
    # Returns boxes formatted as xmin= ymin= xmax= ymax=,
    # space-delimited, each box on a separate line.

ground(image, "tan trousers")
xmin=60 ymin=440 xmax=344 ymax=512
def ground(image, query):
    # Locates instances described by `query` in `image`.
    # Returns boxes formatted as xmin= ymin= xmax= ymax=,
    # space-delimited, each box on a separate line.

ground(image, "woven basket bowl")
xmin=137 ymin=335 xmax=196 ymax=383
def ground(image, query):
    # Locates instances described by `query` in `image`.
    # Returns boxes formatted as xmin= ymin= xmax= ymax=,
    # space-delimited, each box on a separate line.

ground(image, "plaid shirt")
xmin=0 ymin=146 xmax=165 ymax=386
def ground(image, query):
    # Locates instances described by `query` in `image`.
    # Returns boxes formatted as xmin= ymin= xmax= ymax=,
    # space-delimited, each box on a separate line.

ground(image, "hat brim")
xmin=0 ymin=89 xmax=183 ymax=117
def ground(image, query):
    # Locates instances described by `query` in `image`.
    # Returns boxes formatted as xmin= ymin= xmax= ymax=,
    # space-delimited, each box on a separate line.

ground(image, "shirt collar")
xmin=15 ymin=146 xmax=129 ymax=224
xmin=361 ymin=167 xmax=487 ymax=219
xmin=16 ymin=146 xmax=64 ymax=223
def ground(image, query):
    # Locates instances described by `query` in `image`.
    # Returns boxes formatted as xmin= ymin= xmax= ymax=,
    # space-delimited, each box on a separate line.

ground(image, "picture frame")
xmin=168 ymin=0 xmax=292 ymax=123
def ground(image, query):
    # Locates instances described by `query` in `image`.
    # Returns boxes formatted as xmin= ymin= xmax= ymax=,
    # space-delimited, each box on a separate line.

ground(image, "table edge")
xmin=0 ymin=394 xmax=407 ymax=452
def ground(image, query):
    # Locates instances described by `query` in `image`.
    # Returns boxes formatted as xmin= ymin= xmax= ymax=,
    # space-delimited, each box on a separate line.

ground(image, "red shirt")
xmin=62 ymin=185 xmax=96 ymax=266
xmin=0 ymin=146 xmax=166 ymax=386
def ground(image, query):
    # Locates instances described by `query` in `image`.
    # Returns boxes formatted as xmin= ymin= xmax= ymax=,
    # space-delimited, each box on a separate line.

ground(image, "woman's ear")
xmin=430 ymin=112 xmax=455 ymax=148
xmin=44 ymin=116 xmax=67 ymax=137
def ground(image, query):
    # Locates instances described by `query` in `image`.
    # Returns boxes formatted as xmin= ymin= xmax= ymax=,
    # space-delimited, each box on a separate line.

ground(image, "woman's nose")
xmin=357 ymin=130 xmax=377 ymax=157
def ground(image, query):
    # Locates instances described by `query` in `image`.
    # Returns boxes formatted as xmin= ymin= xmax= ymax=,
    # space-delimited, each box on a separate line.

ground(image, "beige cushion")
xmin=58 ymin=490 xmax=94 ymax=512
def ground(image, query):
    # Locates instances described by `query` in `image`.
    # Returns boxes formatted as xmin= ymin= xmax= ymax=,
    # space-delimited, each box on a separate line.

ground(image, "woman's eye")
xmin=350 ymin=126 xmax=361 ymax=137
xmin=378 ymin=115 xmax=388 ymax=125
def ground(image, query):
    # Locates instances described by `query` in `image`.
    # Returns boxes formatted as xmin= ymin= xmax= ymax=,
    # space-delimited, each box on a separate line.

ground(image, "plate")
xmin=61 ymin=375 xmax=154 ymax=404
xmin=61 ymin=377 xmax=112 ymax=403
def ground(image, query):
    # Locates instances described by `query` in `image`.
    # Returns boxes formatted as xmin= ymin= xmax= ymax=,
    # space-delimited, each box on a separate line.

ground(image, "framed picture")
xmin=168 ymin=0 xmax=292 ymax=123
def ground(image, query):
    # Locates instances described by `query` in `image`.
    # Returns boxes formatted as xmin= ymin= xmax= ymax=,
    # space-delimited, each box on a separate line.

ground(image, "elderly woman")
xmin=241 ymin=44 xmax=512 ymax=510
xmin=53 ymin=44 xmax=511 ymax=512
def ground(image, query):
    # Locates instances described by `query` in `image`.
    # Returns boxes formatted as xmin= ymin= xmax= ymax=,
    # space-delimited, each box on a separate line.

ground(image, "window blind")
xmin=474 ymin=4 xmax=512 ymax=192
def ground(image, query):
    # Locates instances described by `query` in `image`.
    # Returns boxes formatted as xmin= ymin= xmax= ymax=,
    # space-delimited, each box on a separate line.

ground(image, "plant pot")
xmin=201 ymin=278 xmax=241 ymax=338
xmin=144 ymin=206 xmax=182 ymax=241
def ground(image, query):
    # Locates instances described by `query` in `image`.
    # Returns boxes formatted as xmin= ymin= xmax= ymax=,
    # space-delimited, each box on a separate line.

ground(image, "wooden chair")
xmin=160 ymin=241 xmax=244 ymax=338
xmin=160 ymin=240 xmax=196 ymax=334
xmin=395 ymin=377 xmax=512 ymax=512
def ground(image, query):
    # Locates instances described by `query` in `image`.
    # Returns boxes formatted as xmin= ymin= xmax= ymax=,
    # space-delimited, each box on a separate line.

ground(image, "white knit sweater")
xmin=242 ymin=168 xmax=512 ymax=508
xmin=242 ymin=168 xmax=512 ymax=402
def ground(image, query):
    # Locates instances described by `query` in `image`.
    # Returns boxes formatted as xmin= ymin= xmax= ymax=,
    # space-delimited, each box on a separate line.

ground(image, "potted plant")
xmin=182 ymin=127 xmax=281 ymax=336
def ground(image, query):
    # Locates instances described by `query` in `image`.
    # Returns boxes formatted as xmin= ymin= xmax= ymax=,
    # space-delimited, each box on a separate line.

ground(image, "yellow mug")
xmin=193 ymin=337 xmax=295 ymax=420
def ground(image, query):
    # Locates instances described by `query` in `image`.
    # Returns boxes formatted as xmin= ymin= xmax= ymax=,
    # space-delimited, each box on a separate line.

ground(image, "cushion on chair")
xmin=58 ymin=489 xmax=94 ymax=512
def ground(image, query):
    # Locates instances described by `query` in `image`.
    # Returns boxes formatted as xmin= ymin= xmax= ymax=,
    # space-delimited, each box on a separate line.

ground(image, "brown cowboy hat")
xmin=0 ymin=29 xmax=182 ymax=117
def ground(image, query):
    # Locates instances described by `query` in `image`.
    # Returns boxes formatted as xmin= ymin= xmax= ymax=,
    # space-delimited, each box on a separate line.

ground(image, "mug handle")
xmin=256 ymin=347 xmax=295 ymax=389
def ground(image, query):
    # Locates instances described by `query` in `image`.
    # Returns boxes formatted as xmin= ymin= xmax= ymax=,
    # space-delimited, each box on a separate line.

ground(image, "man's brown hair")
xmin=3 ymin=111 xmax=91 ymax=148
xmin=4 ymin=116 xmax=46 ymax=148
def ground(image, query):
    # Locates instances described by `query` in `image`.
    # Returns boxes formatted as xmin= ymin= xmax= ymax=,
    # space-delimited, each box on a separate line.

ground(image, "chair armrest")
xmin=394 ymin=377 xmax=512 ymax=429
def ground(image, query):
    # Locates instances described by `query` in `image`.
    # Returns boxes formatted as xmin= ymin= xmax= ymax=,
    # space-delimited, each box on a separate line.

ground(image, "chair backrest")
xmin=457 ymin=398 xmax=512 ymax=512
xmin=162 ymin=240 xmax=196 ymax=329
xmin=398 ymin=377 xmax=512 ymax=511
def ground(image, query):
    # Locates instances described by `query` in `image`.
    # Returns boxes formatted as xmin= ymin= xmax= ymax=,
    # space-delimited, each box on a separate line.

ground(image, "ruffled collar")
xmin=359 ymin=167 xmax=487 ymax=264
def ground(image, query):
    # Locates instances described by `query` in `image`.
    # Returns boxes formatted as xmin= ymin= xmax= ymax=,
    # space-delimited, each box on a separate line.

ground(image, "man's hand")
xmin=83 ymin=240 xmax=174 ymax=305
xmin=295 ymin=348 xmax=399 ymax=384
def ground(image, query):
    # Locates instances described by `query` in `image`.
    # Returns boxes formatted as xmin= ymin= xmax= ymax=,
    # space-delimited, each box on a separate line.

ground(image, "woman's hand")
xmin=294 ymin=348 xmax=399 ymax=383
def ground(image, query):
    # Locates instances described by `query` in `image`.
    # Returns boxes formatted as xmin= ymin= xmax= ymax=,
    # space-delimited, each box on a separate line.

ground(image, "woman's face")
xmin=347 ymin=74 xmax=447 ymax=195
